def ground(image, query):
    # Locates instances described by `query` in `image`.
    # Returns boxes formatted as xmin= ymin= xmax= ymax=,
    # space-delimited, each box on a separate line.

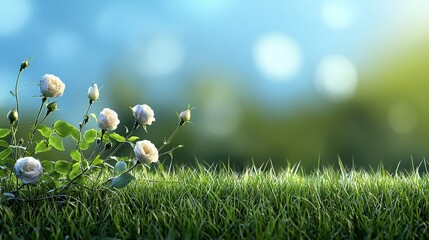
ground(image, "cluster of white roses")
xmin=10 ymin=67 xmax=191 ymax=187
xmin=13 ymin=73 xmax=66 ymax=184
xmin=97 ymin=104 xmax=159 ymax=164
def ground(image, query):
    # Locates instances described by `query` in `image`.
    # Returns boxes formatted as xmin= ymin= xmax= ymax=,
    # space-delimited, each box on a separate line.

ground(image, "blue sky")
xmin=1 ymin=0 xmax=429 ymax=123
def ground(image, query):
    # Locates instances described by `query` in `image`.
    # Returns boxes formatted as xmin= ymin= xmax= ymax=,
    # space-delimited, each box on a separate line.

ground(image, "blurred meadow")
xmin=1 ymin=1 xmax=429 ymax=171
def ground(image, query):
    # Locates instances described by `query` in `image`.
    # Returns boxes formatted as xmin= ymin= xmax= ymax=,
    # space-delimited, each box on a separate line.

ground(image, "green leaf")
xmin=70 ymin=150 xmax=81 ymax=162
xmin=90 ymin=113 xmax=97 ymax=122
xmin=0 ymin=140 xmax=9 ymax=147
xmin=35 ymin=140 xmax=51 ymax=154
xmin=97 ymin=131 xmax=110 ymax=143
xmin=49 ymin=136 xmax=65 ymax=151
xmin=92 ymin=156 xmax=104 ymax=166
xmin=53 ymin=120 xmax=80 ymax=141
xmin=0 ymin=129 xmax=11 ymax=138
xmin=1 ymin=158 xmax=14 ymax=171
xmin=128 ymin=136 xmax=139 ymax=142
xmin=9 ymin=91 xmax=15 ymax=97
xmin=41 ymin=160 xmax=54 ymax=172
xmin=54 ymin=160 xmax=72 ymax=175
xmin=0 ymin=148 xmax=12 ymax=160
xmin=50 ymin=171 xmax=61 ymax=180
xmin=68 ymin=163 xmax=81 ymax=179
xmin=109 ymin=133 xmax=125 ymax=142
xmin=37 ymin=125 xmax=53 ymax=138
xmin=110 ymin=173 xmax=134 ymax=189
xmin=114 ymin=161 xmax=127 ymax=175
xmin=79 ymin=140 xmax=90 ymax=150
xmin=84 ymin=129 xmax=97 ymax=143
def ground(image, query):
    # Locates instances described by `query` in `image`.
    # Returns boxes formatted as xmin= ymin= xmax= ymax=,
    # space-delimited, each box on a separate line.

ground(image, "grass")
xmin=1 ymin=162 xmax=429 ymax=239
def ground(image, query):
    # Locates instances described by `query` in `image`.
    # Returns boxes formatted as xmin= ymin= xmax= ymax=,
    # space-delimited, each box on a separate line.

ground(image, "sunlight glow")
xmin=321 ymin=1 xmax=357 ymax=30
xmin=144 ymin=35 xmax=185 ymax=76
xmin=315 ymin=55 xmax=358 ymax=101
xmin=253 ymin=33 xmax=302 ymax=82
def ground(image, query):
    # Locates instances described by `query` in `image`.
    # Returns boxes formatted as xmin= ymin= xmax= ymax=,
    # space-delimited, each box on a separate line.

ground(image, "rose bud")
xmin=179 ymin=109 xmax=191 ymax=122
xmin=7 ymin=109 xmax=18 ymax=124
xmin=20 ymin=60 xmax=29 ymax=71
xmin=87 ymin=83 xmax=100 ymax=102
xmin=47 ymin=102 xmax=58 ymax=114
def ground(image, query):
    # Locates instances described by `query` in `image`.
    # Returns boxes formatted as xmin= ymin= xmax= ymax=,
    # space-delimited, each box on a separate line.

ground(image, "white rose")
xmin=134 ymin=140 xmax=158 ymax=164
xmin=14 ymin=157 xmax=43 ymax=185
xmin=179 ymin=109 xmax=191 ymax=122
xmin=87 ymin=83 xmax=100 ymax=101
xmin=98 ymin=108 xmax=120 ymax=131
xmin=131 ymin=104 xmax=155 ymax=126
xmin=40 ymin=74 xmax=65 ymax=98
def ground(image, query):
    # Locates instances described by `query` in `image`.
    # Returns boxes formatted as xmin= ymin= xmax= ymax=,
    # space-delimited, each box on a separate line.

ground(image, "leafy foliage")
xmin=1 ymin=59 xmax=191 ymax=214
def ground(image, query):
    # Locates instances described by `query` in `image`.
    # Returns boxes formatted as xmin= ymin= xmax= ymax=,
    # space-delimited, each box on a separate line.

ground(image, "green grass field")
xmin=1 ymin=163 xmax=429 ymax=239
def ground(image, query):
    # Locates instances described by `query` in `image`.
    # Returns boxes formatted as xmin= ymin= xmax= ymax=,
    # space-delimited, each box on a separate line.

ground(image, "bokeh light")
xmin=253 ymin=33 xmax=302 ymax=81
xmin=2 ymin=1 xmax=429 ymax=171
xmin=388 ymin=103 xmax=417 ymax=135
xmin=144 ymin=34 xmax=185 ymax=77
xmin=314 ymin=55 xmax=358 ymax=101
xmin=321 ymin=0 xmax=357 ymax=30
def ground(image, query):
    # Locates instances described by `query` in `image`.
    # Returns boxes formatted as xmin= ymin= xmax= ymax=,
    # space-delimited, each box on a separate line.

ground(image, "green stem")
xmin=64 ymin=130 xmax=106 ymax=190
xmin=8 ymin=124 xmax=18 ymax=191
xmin=14 ymin=70 xmax=22 ymax=118
xmin=104 ymin=121 xmax=139 ymax=160
xmin=24 ymin=97 xmax=47 ymax=157
xmin=159 ymin=145 xmax=183 ymax=157
xmin=158 ymin=122 xmax=183 ymax=152
xmin=76 ymin=101 xmax=93 ymax=150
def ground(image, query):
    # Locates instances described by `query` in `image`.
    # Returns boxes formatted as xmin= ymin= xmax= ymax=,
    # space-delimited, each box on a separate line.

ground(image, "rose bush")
xmin=0 ymin=58 xmax=192 ymax=196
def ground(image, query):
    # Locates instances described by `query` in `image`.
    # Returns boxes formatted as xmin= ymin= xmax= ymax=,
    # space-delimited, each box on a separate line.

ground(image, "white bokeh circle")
xmin=253 ymin=33 xmax=302 ymax=81
xmin=315 ymin=55 xmax=358 ymax=101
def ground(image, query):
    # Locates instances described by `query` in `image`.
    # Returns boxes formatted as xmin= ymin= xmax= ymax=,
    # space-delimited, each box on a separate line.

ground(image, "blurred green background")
xmin=1 ymin=1 xmax=429 ymax=171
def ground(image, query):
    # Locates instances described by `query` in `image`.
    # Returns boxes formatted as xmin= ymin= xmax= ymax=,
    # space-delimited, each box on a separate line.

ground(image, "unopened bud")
xmin=7 ymin=109 xmax=19 ymax=124
xmin=88 ymin=83 xmax=100 ymax=102
xmin=179 ymin=108 xmax=191 ymax=123
xmin=20 ymin=60 xmax=29 ymax=71
xmin=47 ymin=102 xmax=58 ymax=114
